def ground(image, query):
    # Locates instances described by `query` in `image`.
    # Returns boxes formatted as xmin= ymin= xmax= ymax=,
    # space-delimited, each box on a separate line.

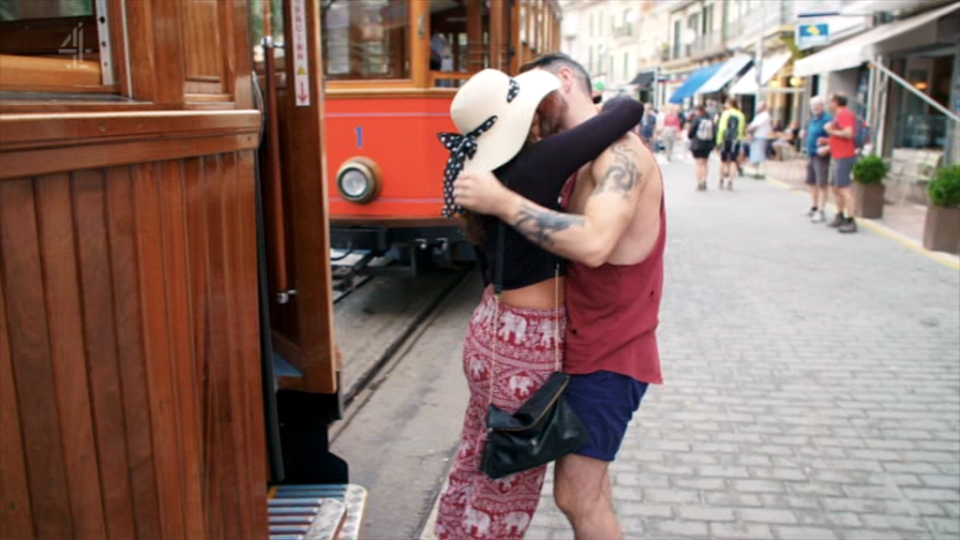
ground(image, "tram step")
xmin=270 ymin=484 xmax=368 ymax=540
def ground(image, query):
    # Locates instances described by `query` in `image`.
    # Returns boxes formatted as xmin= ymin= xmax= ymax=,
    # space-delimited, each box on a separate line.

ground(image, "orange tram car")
xmin=323 ymin=0 xmax=563 ymax=277
xmin=0 ymin=0 xmax=559 ymax=538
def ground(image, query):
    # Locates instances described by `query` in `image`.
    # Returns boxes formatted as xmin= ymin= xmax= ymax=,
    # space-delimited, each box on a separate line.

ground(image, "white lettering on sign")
xmin=293 ymin=0 xmax=310 ymax=106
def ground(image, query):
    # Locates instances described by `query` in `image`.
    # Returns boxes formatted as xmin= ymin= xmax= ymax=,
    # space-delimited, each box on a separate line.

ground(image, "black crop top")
xmin=475 ymin=97 xmax=644 ymax=290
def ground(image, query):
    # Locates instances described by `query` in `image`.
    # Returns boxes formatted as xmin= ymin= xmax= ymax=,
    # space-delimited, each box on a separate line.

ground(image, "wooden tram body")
xmin=0 ymin=0 xmax=560 ymax=538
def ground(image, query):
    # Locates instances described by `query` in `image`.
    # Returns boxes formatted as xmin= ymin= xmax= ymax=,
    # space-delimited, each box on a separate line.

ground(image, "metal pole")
xmin=870 ymin=60 xmax=960 ymax=123
xmin=755 ymin=0 xmax=765 ymax=106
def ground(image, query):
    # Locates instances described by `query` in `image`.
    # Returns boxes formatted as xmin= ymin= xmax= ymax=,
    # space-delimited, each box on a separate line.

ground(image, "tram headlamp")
xmin=336 ymin=157 xmax=382 ymax=204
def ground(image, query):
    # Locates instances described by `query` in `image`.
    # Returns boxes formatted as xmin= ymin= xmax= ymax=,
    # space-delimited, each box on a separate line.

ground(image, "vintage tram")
xmin=321 ymin=0 xmax=563 ymax=277
xmin=0 ymin=0 xmax=560 ymax=538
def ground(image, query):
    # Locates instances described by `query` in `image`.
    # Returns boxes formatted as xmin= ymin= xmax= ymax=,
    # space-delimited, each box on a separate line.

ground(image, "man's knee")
xmin=554 ymin=455 xmax=610 ymax=516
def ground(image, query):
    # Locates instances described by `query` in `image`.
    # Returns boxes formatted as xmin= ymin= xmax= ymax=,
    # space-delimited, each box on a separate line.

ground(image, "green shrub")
xmin=928 ymin=165 xmax=960 ymax=208
xmin=853 ymin=155 xmax=888 ymax=185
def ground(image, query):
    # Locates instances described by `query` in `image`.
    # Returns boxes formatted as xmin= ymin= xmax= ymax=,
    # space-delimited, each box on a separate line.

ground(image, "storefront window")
xmin=322 ymin=0 xmax=410 ymax=80
xmin=893 ymin=54 xmax=955 ymax=150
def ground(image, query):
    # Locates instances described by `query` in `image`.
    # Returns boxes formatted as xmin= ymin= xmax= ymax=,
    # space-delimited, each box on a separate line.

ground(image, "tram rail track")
xmin=332 ymin=266 xmax=473 ymax=415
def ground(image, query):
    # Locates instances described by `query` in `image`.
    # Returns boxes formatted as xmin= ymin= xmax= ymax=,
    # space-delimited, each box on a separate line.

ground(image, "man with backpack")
xmin=688 ymin=105 xmax=716 ymax=191
xmin=824 ymin=93 xmax=859 ymax=233
xmin=715 ymin=98 xmax=746 ymax=190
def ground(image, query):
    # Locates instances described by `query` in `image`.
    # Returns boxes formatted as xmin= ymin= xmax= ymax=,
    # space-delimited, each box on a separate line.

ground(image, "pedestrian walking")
xmin=824 ymin=93 xmax=859 ymax=233
xmin=715 ymin=98 xmax=746 ymax=190
xmin=640 ymin=103 xmax=658 ymax=151
xmin=661 ymin=105 xmax=682 ymax=161
xmin=455 ymin=52 xmax=665 ymax=540
xmin=803 ymin=96 xmax=833 ymax=223
xmin=688 ymin=105 xmax=715 ymax=191
xmin=435 ymin=62 xmax=643 ymax=540
xmin=747 ymin=101 xmax=772 ymax=178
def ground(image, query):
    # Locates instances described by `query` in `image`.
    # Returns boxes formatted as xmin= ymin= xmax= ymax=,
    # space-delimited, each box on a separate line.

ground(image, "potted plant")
xmin=852 ymin=155 xmax=888 ymax=219
xmin=923 ymin=165 xmax=960 ymax=254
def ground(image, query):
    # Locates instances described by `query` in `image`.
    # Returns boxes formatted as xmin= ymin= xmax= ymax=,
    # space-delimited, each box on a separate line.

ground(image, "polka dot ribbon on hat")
xmin=437 ymin=115 xmax=498 ymax=218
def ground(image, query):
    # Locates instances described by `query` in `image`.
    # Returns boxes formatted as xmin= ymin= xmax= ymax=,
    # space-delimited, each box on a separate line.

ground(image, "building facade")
xmin=559 ymin=0 xmax=958 ymax=176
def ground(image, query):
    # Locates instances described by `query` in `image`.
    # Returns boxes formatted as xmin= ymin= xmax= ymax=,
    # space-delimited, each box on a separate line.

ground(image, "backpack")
xmin=695 ymin=118 xmax=714 ymax=141
xmin=725 ymin=115 xmax=740 ymax=142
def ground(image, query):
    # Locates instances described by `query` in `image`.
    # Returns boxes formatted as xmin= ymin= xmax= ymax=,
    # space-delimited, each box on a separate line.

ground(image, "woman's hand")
xmin=453 ymin=171 xmax=512 ymax=217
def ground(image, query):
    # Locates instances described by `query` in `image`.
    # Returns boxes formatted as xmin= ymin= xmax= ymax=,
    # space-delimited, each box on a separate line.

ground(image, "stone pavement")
xmin=524 ymin=155 xmax=960 ymax=540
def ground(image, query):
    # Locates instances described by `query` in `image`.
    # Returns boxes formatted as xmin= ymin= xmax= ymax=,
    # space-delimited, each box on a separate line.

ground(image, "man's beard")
xmin=538 ymin=95 xmax=568 ymax=137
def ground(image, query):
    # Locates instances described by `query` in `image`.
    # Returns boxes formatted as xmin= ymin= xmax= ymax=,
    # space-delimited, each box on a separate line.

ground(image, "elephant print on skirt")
xmin=435 ymin=286 xmax=566 ymax=540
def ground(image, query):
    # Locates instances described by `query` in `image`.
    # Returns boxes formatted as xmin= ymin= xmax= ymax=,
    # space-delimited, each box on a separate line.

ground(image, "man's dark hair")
xmin=726 ymin=97 xmax=739 ymax=109
xmin=519 ymin=52 xmax=593 ymax=96
xmin=832 ymin=93 xmax=848 ymax=107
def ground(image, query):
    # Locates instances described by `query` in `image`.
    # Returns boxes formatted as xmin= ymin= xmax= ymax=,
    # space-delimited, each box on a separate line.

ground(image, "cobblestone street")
xmin=524 ymin=155 xmax=960 ymax=540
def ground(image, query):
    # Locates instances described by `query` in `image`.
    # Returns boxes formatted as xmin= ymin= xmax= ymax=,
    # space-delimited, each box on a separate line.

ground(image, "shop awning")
xmin=794 ymin=2 xmax=960 ymax=77
xmin=730 ymin=51 xmax=794 ymax=95
xmin=629 ymin=71 xmax=655 ymax=88
xmin=668 ymin=63 xmax=722 ymax=104
xmin=695 ymin=54 xmax=753 ymax=95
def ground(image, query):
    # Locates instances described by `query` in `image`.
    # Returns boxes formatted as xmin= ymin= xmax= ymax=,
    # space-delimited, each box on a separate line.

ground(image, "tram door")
xmin=250 ymin=0 xmax=346 ymax=484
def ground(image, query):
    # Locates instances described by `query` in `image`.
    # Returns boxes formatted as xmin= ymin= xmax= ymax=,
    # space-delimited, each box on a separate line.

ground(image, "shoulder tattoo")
xmin=593 ymin=142 xmax=641 ymax=201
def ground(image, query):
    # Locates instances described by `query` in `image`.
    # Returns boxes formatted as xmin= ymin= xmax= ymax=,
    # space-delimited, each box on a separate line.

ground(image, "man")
xmin=824 ymin=93 xmax=858 ymax=233
xmin=715 ymin=97 xmax=745 ymax=190
xmin=639 ymin=103 xmax=658 ymax=150
xmin=803 ymin=96 xmax=832 ymax=223
xmin=453 ymin=53 xmax=664 ymax=540
xmin=747 ymin=101 xmax=772 ymax=179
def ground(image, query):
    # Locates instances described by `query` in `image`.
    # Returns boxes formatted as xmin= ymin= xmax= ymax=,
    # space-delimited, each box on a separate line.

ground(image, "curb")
xmin=765 ymin=177 xmax=960 ymax=271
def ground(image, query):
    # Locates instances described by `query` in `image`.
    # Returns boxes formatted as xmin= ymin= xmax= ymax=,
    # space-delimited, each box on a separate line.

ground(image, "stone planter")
xmin=854 ymin=183 xmax=886 ymax=219
xmin=923 ymin=206 xmax=960 ymax=254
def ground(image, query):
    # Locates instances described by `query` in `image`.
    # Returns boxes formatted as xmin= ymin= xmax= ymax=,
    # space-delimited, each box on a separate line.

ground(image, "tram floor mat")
xmin=271 ymin=485 xmax=368 ymax=540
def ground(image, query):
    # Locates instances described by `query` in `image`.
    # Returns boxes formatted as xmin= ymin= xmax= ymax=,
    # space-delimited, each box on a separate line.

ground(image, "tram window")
xmin=322 ymin=0 xmax=410 ymax=80
xmin=430 ymin=0 xmax=488 ymax=88
xmin=0 ymin=0 xmax=116 ymax=93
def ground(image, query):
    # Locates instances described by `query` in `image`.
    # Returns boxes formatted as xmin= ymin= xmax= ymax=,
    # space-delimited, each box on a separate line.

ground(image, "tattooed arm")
xmin=454 ymin=138 xmax=643 ymax=267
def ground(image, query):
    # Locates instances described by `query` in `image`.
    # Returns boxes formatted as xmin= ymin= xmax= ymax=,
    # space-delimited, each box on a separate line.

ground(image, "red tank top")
xmin=560 ymin=174 xmax=666 ymax=385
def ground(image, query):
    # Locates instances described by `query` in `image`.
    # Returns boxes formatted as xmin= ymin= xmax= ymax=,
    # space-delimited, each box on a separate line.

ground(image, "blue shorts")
xmin=564 ymin=371 xmax=649 ymax=462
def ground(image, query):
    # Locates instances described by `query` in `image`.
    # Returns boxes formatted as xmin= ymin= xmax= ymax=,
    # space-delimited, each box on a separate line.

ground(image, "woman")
xmin=688 ymin=105 xmax=715 ymax=191
xmin=661 ymin=105 xmax=682 ymax=161
xmin=433 ymin=68 xmax=642 ymax=540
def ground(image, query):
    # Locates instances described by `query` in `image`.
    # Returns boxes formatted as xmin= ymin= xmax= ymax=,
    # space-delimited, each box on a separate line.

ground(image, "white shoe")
xmin=811 ymin=211 xmax=826 ymax=223
xmin=804 ymin=207 xmax=817 ymax=218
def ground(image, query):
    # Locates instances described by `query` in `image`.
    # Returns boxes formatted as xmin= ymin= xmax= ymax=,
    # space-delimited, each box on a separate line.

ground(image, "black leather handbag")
xmin=480 ymin=219 xmax=591 ymax=480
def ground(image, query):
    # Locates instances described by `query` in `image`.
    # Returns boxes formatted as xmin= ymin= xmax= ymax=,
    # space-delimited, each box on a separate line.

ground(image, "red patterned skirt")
xmin=435 ymin=286 xmax=566 ymax=540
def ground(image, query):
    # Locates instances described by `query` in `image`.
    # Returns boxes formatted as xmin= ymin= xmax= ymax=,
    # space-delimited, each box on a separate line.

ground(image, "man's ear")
xmin=558 ymin=66 xmax=574 ymax=93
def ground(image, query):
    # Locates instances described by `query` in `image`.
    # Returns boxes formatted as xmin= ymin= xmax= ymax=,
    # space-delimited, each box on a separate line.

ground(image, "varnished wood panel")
xmin=0 ymin=258 xmax=34 ymax=540
xmin=182 ymin=0 xmax=224 ymax=85
xmin=0 ymin=151 xmax=266 ymax=539
xmin=74 ymin=169 xmax=139 ymax=538
xmin=0 ymin=179 xmax=74 ymax=538
xmin=104 ymin=166 xmax=164 ymax=539
xmin=34 ymin=174 xmax=107 ymax=538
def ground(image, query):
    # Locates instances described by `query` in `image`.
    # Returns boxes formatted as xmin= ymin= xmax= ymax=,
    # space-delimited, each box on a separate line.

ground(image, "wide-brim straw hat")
xmin=449 ymin=69 xmax=561 ymax=172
